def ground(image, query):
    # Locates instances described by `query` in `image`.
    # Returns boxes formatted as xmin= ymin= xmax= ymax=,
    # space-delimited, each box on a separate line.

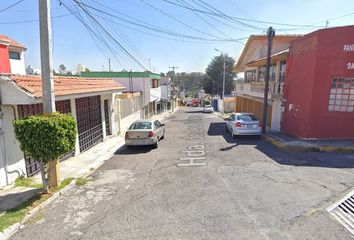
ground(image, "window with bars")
xmin=328 ymin=78 xmax=354 ymax=112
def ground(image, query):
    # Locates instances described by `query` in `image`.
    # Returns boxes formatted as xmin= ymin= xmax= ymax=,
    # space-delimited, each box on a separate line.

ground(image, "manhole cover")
xmin=327 ymin=189 xmax=354 ymax=236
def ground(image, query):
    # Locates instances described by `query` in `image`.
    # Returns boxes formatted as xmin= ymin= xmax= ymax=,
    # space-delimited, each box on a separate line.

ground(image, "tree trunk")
xmin=39 ymin=160 xmax=49 ymax=193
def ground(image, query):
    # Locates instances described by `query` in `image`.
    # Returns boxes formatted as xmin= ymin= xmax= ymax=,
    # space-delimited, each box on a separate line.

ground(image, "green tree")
xmin=169 ymin=72 xmax=205 ymax=94
xmin=59 ymin=64 xmax=66 ymax=74
xmin=204 ymin=54 xmax=236 ymax=96
xmin=13 ymin=113 xmax=76 ymax=193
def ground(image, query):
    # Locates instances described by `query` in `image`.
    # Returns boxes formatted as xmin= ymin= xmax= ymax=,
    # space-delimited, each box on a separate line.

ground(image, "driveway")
xmin=12 ymin=107 xmax=354 ymax=240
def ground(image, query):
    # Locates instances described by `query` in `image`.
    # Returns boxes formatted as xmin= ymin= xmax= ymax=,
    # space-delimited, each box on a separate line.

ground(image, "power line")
xmin=191 ymin=0 xmax=263 ymax=30
xmin=71 ymin=0 xmax=148 ymax=70
xmin=79 ymin=0 xmax=242 ymax=43
xmin=0 ymin=0 xmax=25 ymax=13
xmin=160 ymin=0 xmax=326 ymax=29
xmin=89 ymin=0 xmax=148 ymax=68
xmin=93 ymin=12 xmax=247 ymax=45
xmin=60 ymin=0 xmax=125 ymax=69
xmin=0 ymin=12 xmax=74 ymax=24
xmin=139 ymin=0 xmax=231 ymax=40
xmin=177 ymin=0 xmax=236 ymax=39
xmin=179 ymin=0 xmax=254 ymax=32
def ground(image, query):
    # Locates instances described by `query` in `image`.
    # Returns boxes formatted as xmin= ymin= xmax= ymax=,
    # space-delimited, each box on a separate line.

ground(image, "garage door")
xmin=75 ymin=96 xmax=103 ymax=152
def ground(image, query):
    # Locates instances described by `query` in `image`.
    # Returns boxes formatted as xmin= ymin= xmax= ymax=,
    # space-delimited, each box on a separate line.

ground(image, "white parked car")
xmin=125 ymin=119 xmax=165 ymax=148
xmin=225 ymin=113 xmax=262 ymax=137
xmin=204 ymin=105 xmax=214 ymax=113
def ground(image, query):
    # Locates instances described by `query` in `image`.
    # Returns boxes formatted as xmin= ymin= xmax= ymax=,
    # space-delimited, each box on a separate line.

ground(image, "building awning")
xmin=246 ymin=49 xmax=289 ymax=67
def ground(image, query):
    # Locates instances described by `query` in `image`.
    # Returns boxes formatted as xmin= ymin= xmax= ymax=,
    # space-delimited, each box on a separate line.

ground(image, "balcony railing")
xmin=250 ymin=81 xmax=284 ymax=96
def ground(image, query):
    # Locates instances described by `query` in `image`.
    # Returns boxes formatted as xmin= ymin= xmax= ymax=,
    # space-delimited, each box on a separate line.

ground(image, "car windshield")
xmin=129 ymin=122 xmax=152 ymax=129
xmin=205 ymin=105 xmax=212 ymax=108
xmin=238 ymin=114 xmax=258 ymax=121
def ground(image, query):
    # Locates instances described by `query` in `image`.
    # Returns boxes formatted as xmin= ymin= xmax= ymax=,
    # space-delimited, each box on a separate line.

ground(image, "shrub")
xmin=13 ymin=113 xmax=76 ymax=192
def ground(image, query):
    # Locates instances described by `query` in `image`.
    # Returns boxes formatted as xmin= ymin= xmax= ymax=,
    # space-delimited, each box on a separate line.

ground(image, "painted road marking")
xmin=177 ymin=118 xmax=207 ymax=167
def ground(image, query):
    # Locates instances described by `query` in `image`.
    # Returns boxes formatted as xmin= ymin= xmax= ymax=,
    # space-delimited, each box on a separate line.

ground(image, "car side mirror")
xmin=161 ymin=123 xmax=165 ymax=127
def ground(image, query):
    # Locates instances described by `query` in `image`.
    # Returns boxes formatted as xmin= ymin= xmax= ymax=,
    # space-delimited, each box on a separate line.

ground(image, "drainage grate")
xmin=327 ymin=189 xmax=354 ymax=236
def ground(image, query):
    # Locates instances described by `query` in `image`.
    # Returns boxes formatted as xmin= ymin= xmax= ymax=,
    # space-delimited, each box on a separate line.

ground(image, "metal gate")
xmin=104 ymin=99 xmax=110 ymax=136
xmin=18 ymin=100 xmax=72 ymax=177
xmin=75 ymin=96 xmax=103 ymax=152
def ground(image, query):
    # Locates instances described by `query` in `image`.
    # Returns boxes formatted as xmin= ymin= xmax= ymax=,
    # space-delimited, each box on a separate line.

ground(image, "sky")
xmin=0 ymin=0 xmax=353 ymax=73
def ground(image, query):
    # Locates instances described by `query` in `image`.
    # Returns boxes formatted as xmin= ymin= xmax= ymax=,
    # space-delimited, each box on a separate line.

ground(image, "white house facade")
xmin=0 ymin=74 xmax=125 ymax=187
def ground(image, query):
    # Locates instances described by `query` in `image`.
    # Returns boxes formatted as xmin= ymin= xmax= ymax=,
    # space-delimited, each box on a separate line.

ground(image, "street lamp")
xmin=214 ymin=49 xmax=226 ymax=100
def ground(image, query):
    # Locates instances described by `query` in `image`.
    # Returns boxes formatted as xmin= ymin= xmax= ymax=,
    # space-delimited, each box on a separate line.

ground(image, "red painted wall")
xmin=282 ymin=26 xmax=354 ymax=139
xmin=0 ymin=44 xmax=11 ymax=73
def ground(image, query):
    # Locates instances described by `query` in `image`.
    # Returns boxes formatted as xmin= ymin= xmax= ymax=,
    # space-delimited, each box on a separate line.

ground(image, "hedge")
xmin=13 ymin=113 xmax=76 ymax=162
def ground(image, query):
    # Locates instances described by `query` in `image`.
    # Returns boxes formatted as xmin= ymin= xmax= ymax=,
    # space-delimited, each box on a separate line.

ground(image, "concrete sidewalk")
xmin=0 ymin=108 xmax=178 ymax=214
xmin=264 ymin=131 xmax=354 ymax=153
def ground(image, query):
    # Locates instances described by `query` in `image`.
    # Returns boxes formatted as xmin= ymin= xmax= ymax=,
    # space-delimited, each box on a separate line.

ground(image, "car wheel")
xmin=153 ymin=141 xmax=158 ymax=149
xmin=161 ymin=133 xmax=165 ymax=140
xmin=225 ymin=125 xmax=228 ymax=132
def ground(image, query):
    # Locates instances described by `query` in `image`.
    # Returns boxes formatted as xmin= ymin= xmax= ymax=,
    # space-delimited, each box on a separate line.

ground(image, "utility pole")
xmin=169 ymin=66 xmax=179 ymax=96
xmin=261 ymin=27 xmax=275 ymax=134
xmin=169 ymin=65 xmax=179 ymax=72
xmin=108 ymin=58 xmax=112 ymax=72
xmin=39 ymin=0 xmax=59 ymax=188
xmin=39 ymin=0 xmax=55 ymax=113
xmin=222 ymin=56 xmax=226 ymax=100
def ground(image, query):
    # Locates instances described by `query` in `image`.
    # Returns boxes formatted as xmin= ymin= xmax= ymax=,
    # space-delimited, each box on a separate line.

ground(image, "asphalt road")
xmin=12 ymin=108 xmax=354 ymax=240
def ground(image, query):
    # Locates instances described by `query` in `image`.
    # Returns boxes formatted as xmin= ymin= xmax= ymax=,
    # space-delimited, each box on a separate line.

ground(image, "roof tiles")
xmin=4 ymin=75 xmax=125 ymax=98
xmin=0 ymin=35 xmax=26 ymax=49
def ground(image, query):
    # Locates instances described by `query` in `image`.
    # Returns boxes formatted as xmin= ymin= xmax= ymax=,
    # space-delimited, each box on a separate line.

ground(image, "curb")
xmin=262 ymin=134 xmax=354 ymax=153
xmin=0 ymin=180 xmax=77 ymax=240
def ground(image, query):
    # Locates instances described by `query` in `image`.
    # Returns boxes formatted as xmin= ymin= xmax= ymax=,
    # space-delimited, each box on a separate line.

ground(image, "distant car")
xmin=125 ymin=119 xmax=165 ymax=148
xmin=225 ymin=113 xmax=261 ymax=137
xmin=204 ymin=105 xmax=214 ymax=113
xmin=192 ymin=99 xmax=200 ymax=107
xmin=185 ymin=100 xmax=193 ymax=106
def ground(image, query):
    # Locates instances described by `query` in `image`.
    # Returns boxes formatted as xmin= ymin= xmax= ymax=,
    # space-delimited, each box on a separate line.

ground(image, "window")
xmin=154 ymin=121 xmax=160 ymax=129
xmin=151 ymin=79 xmax=159 ymax=88
xmin=129 ymin=122 xmax=152 ymax=129
xmin=245 ymin=70 xmax=256 ymax=82
xmin=9 ymin=51 xmax=21 ymax=60
xmin=280 ymin=61 xmax=286 ymax=82
xmin=237 ymin=114 xmax=258 ymax=121
xmin=270 ymin=64 xmax=277 ymax=81
xmin=328 ymin=78 xmax=354 ymax=112
xmin=258 ymin=66 xmax=266 ymax=81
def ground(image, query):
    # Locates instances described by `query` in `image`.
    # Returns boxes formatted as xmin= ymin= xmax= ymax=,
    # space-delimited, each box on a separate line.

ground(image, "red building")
xmin=0 ymin=35 xmax=26 ymax=74
xmin=282 ymin=26 xmax=354 ymax=139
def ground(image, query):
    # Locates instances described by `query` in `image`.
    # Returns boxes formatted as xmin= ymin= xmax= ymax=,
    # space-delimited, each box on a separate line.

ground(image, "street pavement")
xmin=12 ymin=107 xmax=354 ymax=240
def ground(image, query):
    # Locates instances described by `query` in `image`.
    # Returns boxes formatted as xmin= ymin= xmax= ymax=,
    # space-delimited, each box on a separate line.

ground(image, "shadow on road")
xmin=207 ymin=122 xmax=354 ymax=169
xmin=256 ymin=145 xmax=354 ymax=168
xmin=114 ymin=145 xmax=152 ymax=155
xmin=207 ymin=122 xmax=261 ymax=145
